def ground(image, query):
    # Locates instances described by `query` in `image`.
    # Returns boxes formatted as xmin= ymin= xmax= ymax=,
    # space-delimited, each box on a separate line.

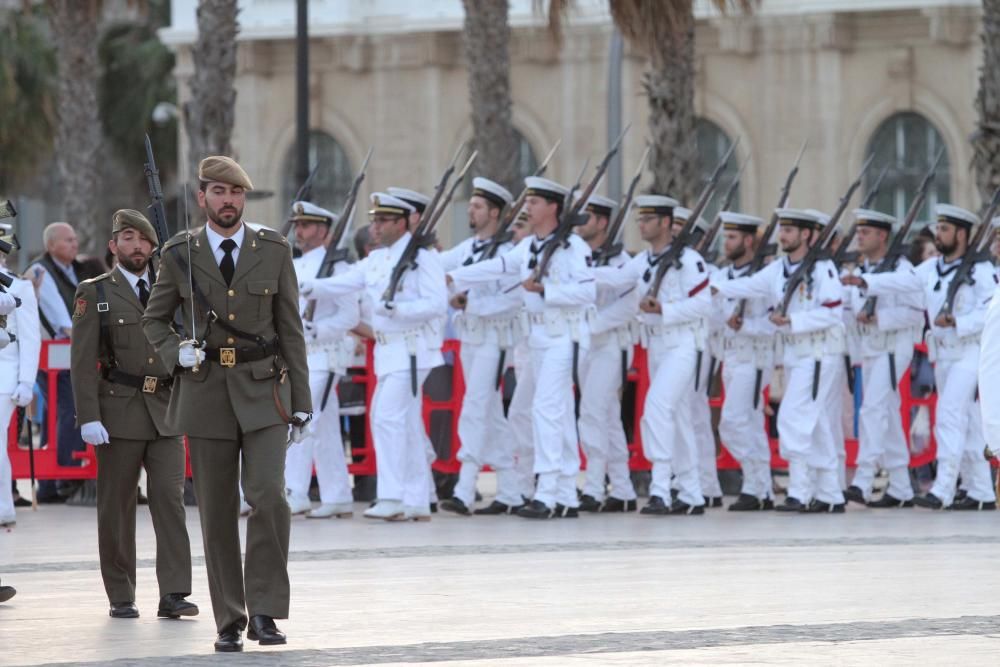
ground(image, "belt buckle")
xmin=142 ymin=376 xmax=158 ymax=393
xmin=220 ymin=347 xmax=237 ymax=367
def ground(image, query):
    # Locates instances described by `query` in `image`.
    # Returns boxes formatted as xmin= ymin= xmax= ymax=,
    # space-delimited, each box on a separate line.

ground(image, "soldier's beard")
xmin=118 ymin=252 xmax=150 ymax=274
xmin=935 ymin=238 xmax=957 ymax=256
xmin=208 ymin=205 xmax=243 ymax=229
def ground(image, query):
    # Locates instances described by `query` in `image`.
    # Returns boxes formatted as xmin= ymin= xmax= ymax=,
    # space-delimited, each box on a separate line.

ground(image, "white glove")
xmin=178 ymin=341 xmax=205 ymax=368
xmin=299 ymin=280 xmax=315 ymax=297
xmin=375 ymin=300 xmax=396 ymax=318
xmin=303 ymin=321 xmax=318 ymax=340
xmin=11 ymin=382 xmax=32 ymax=408
xmin=290 ymin=411 xmax=312 ymax=443
xmin=0 ymin=291 xmax=16 ymax=315
xmin=81 ymin=421 xmax=110 ymax=446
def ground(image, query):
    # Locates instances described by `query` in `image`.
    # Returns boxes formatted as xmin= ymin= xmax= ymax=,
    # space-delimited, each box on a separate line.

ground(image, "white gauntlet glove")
xmin=303 ymin=321 xmax=318 ymax=340
xmin=289 ymin=411 xmax=312 ymax=443
xmin=178 ymin=340 xmax=205 ymax=368
xmin=81 ymin=421 xmax=110 ymax=446
xmin=0 ymin=291 xmax=16 ymax=315
xmin=11 ymin=382 xmax=32 ymax=408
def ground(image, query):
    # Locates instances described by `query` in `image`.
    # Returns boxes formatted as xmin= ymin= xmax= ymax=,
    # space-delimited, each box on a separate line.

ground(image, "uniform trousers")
xmin=692 ymin=351 xmax=722 ymax=497
xmin=370 ymin=368 xmax=433 ymax=509
xmin=285 ymin=370 xmax=352 ymax=505
xmin=0 ymin=399 xmax=17 ymax=523
xmin=508 ymin=345 xmax=536 ymax=500
xmin=718 ymin=359 xmax=773 ymax=499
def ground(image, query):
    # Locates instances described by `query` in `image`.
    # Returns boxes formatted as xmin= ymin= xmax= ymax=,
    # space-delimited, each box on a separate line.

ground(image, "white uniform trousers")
xmin=853 ymin=349 xmax=915 ymax=501
xmin=284 ymin=370 xmax=353 ymax=506
xmin=778 ymin=353 xmax=845 ymax=505
xmin=371 ymin=368 xmax=434 ymax=508
xmin=528 ymin=342 xmax=583 ymax=509
xmin=452 ymin=340 xmax=522 ymax=507
xmin=0 ymin=398 xmax=17 ymax=523
xmin=642 ymin=340 xmax=703 ymax=506
xmin=692 ymin=353 xmax=722 ymax=498
xmin=578 ymin=339 xmax=636 ymax=502
xmin=719 ymin=360 xmax=773 ymax=500
xmin=508 ymin=345 xmax=536 ymax=500
xmin=930 ymin=356 xmax=995 ymax=504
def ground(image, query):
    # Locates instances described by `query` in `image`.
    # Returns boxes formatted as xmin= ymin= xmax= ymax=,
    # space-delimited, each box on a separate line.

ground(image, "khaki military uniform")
xmin=142 ymin=222 xmax=309 ymax=633
xmin=70 ymin=265 xmax=192 ymax=605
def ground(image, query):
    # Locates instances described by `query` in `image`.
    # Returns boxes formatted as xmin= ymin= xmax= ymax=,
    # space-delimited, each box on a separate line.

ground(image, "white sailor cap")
xmin=936 ymin=203 xmax=979 ymax=229
xmin=524 ymin=176 xmax=570 ymax=203
xmin=387 ymin=187 xmax=431 ymax=213
xmin=584 ymin=194 xmax=617 ymax=217
xmin=776 ymin=207 xmax=823 ymax=229
xmin=720 ymin=211 xmax=764 ymax=233
xmin=673 ymin=206 xmax=709 ymax=231
xmin=369 ymin=192 xmax=416 ymax=217
xmin=471 ymin=177 xmax=513 ymax=208
xmin=805 ymin=209 xmax=832 ymax=228
xmin=634 ymin=195 xmax=679 ymax=215
xmin=290 ymin=200 xmax=337 ymax=225
xmin=852 ymin=208 xmax=895 ymax=231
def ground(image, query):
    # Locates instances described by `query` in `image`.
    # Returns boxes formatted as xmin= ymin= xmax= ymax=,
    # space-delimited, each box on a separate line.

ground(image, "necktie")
xmin=137 ymin=278 xmax=149 ymax=308
xmin=220 ymin=239 xmax=237 ymax=286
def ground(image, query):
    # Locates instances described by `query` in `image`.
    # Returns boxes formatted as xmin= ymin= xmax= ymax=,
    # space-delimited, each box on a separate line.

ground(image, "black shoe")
xmin=866 ymin=493 xmax=913 ymax=508
xmin=800 ymin=500 xmax=846 ymax=514
xmin=516 ymin=499 xmax=553 ymax=519
xmin=578 ymin=494 xmax=602 ymax=512
xmin=703 ymin=496 xmax=723 ymax=508
xmin=728 ymin=494 xmax=773 ymax=512
xmin=843 ymin=485 xmax=866 ymax=505
xmin=640 ymin=495 xmax=670 ymax=515
xmin=214 ymin=625 xmax=243 ymax=652
xmin=474 ymin=500 xmax=522 ymax=515
xmin=669 ymin=488 xmax=679 ymax=500
xmin=247 ymin=615 xmax=287 ymax=645
xmin=670 ymin=499 xmax=705 ymax=515
xmin=0 ymin=585 xmax=15 ymax=603
xmin=948 ymin=496 xmax=998 ymax=511
xmin=775 ymin=497 xmax=806 ymax=512
xmin=13 ymin=496 xmax=31 ymax=508
xmin=430 ymin=502 xmax=438 ymax=514
xmin=954 ymin=488 xmax=968 ymax=502
xmin=157 ymin=593 xmax=199 ymax=618
xmin=109 ymin=601 xmax=139 ymax=618
xmin=600 ymin=497 xmax=638 ymax=513
xmin=913 ymin=492 xmax=944 ymax=510
xmin=439 ymin=498 xmax=471 ymax=516
xmin=553 ymin=504 xmax=579 ymax=518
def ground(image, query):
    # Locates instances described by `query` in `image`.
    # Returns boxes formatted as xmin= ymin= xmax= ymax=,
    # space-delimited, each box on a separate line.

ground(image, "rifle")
xmin=593 ymin=145 xmax=651 ymax=267
xmin=644 ymin=137 xmax=740 ymax=300
xmin=143 ymin=134 xmax=171 ymax=252
xmin=309 ymin=147 xmax=373 ymax=290
xmin=280 ymin=162 xmax=321 ymax=237
xmin=480 ymin=140 xmax=561 ymax=260
xmin=0 ymin=201 xmax=22 ymax=335
xmin=936 ymin=185 xmax=1000 ymax=321
xmin=831 ymin=164 xmax=889 ymax=269
xmin=859 ymin=147 xmax=945 ymax=320
xmin=697 ymin=155 xmax=750 ymax=263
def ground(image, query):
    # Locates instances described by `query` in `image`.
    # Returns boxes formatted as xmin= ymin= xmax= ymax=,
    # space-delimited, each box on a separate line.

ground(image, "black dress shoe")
xmin=948 ymin=496 xmax=998 ymax=511
xmin=553 ymin=504 xmax=579 ymax=518
xmin=429 ymin=502 xmax=438 ymax=514
xmin=640 ymin=495 xmax=670 ymax=515
xmin=775 ymin=497 xmax=806 ymax=512
xmin=954 ymin=489 xmax=968 ymax=502
xmin=728 ymin=493 xmax=773 ymax=512
xmin=0 ymin=585 xmax=16 ymax=603
xmin=867 ymin=493 xmax=913 ymax=508
xmin=247 ymin=615 xmax=287 ymax=645
xmin=474 ymin=500 xmax=522 ymax=515
xmin=516 ymin=499 xmax=553 ymax=519
xmin=843 ymin=485 xmax=866 ymax=505
xmin=214 ymin=626 xmax=243 ymax=652
xmin=703 ymin=496 xmax=723 ymax=508
xmin=157 ymin=593 xmax=199 ymax=618
xmin=439 ymin=498 xmax=471 ymax=516
xmin=670 ymin=499 xmax=705 ymax=515
xmin=600 ymin=497 xmax=638 ymax=513
xmin=109 ymin=601 xmax=139 ymax=618
xmin=800 ymin=500 xmax=846 ymax=514
xmin=578 ymin=494 xmax=602 ymax=512
xmin=913 ymin=492 xmax=944 ymax=510
xmin=13 ymin=496 xmax=31 ymax=508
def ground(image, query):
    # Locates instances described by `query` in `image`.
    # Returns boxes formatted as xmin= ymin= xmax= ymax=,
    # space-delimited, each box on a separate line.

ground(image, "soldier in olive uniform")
xmin=142 ymin=157 xmax=311 ymax=653
xmin=70 ymin=210 xmax=196 ymax=619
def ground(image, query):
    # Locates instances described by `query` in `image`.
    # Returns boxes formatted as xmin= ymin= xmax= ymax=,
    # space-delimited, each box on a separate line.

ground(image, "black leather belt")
xmin=103 ymin=368 xmax=174 ymax=393
xmin=203 ymin=340 xmax=278 ymax=367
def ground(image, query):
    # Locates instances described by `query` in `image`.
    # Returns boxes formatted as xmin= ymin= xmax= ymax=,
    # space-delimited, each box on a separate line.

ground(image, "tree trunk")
xmin=48 ymin=0 xmax=103 ymax=251
xmin=461 ymin=0 xmax=519 ymax=193
xmin=183 ymin=0 xmax=239 ymax=184
xmin=644 ymin=5 xmax=699 ymax=205
xmin=973 ymin=0 xmax=1000 ymax=210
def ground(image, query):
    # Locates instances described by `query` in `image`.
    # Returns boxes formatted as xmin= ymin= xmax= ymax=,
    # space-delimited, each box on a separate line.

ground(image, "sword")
xmin=494 ymin=349 xmax=506 ymax=391
xmin=844 ymin=356 xmax=855 ymax=395
xmin=621 ymin=349 xmax=628 ymax=390
xmin=752 ymin=368 xmax=763 ymax=410
xmin=706 ymin=356 xmax=717 ymax=397
xmin=812 ymin=359 xmax=821 ymax=400
xmin=694 ymin=350 xmax=703 ymax=392
xmin=319 ymin=372 xmax=336 ymax=411
xmin=183 ymin=184 xmax=201 ymax=372
xmin=888 ymin=352 xmax=897 ymax=392
xmin=572 ymin=341 xmax=581 ymax=419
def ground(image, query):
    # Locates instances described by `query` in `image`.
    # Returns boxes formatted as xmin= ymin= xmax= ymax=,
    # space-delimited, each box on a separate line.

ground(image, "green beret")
xmin=112 ymin=209 xmax=158 ymax=247
xmin=198 ymin=155 xmax=254 ymax=191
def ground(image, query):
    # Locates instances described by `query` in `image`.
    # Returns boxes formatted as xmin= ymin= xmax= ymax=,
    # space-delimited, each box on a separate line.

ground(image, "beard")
xmin=934 ymin=238 xmax=956 ymax=256
xmin=117 ymin=252 xmax=149 ymax=274
xmin=208 ymin=204 xmax=243 ymax=228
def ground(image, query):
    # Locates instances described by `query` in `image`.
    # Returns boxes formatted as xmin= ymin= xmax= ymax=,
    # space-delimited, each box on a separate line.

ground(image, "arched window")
xmin=280 ymin=130 xmax=354 ymax=220
xmin=696 ymin=118 xmax=741 ymax=224
xmin=865 ymin=112 xmax=950 ymax=226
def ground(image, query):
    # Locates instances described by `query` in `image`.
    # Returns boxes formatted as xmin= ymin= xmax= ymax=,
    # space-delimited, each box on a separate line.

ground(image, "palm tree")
xmin=183 ymin=0 xmax=240 ymax=184
xmin=972 ymin=0 xmax=1000 ymax=210
xmin=461 ymin=0 xmax=520 ymax=193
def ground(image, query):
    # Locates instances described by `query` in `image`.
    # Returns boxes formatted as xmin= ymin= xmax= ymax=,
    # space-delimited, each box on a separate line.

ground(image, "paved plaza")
xmin=3 ymin=487 xmax=1000 ymax=666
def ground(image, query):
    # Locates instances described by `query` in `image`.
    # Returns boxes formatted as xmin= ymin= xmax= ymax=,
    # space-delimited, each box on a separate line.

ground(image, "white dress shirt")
xmin=205 ymin=222 xmax=245 ymax=266
xmin=116 ymin=265 xmax=152 ymax=300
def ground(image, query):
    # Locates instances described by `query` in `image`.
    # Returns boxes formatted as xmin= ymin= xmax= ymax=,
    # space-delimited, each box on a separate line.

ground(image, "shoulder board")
xmin=80 ymin=272 xmax=112 ymax=285
xmin=162 ymin=229 xmax=196 ymax=251
xmin=247 ymin=223 xmax=289 ymax=246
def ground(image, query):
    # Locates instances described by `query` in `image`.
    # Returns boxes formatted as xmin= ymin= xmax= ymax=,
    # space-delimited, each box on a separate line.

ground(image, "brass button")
xmin=228 ymin=314 xmax=235 ymax=321
xmin=227 ymin=289 xmax=235 ymax=297
xmin=109 ymin=390 xmax=115 ymax=395
xmin=117 ymin=318 xmax=124 ymax=324
xmin=227 ymin=337 xmax=235 ymax=344
xmin=264 ymin=288 xmax=269 ymax=294
xmin=148 ymin=357 xmax=154 ymax=364
xmin=258 ymin=230 xmax=265 ymax=237
xmin=193 ymin=367 xmax=200 ymax=374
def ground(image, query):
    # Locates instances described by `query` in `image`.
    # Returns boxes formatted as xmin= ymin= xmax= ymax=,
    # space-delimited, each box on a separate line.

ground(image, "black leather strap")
xmin=102 ymin=367 xmax=173 ymax=392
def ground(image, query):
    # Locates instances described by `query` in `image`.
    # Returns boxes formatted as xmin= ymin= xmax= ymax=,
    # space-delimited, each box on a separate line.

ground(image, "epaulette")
xmin=80 ymin=272 xmax=112 ymax=285
xmin=246 ymin=222 xmax=290 ymax=246
xmin=162 ymin=228 xmax=200 ymax=251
